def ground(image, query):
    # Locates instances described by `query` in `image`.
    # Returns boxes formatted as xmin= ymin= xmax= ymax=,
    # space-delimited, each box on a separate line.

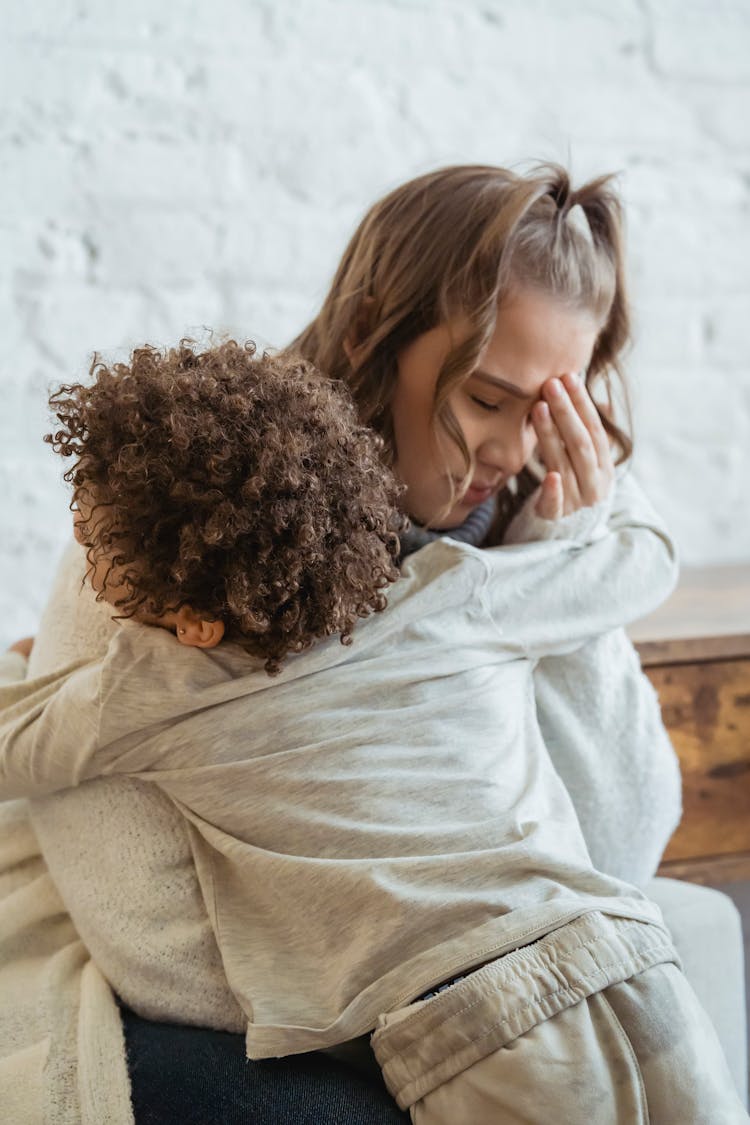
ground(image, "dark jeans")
xmin=121 ymin=1005 xmax=409 ymax=1125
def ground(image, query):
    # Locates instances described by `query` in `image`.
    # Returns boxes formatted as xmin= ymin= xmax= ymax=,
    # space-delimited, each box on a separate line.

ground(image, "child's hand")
xmin=8 ymin=637 xmax=35 ymax=659
xmin=530 ymin=372 xmax=615 ymax=520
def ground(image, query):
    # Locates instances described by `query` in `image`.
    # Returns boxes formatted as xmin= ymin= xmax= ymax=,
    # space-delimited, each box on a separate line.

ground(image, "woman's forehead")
xmin=479 ymin=294 xmax=600 ymax=391
xmin=398 ymin=292 xmax=599 ymax=398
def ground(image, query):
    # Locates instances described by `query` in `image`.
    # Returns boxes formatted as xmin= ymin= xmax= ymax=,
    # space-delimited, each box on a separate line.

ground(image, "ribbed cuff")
xmin=503 ymin=488 xmax=613 ymax=546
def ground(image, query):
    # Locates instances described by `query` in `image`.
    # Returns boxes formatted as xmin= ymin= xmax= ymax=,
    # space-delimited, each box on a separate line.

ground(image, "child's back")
xmin=2 ymin=471 xmax=677 ymax=1056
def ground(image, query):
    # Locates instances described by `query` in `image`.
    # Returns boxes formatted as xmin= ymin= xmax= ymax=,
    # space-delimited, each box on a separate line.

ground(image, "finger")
xmin=543 ymin=379 xmax=599 ymax=504
xmin=560 ymin=371 xmax=614 ymax=470
xmin=532 ymin=399 xmax=582 ymax=508
xmin=532 ymin=400 xmax=567 ymax=473
xmin=8 ymin=636 xmax=34 ymax=658
xmin=534 ymin=472 xmax=564 ymax=520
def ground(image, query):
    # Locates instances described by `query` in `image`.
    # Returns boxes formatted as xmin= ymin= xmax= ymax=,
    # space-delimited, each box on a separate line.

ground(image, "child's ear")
xmin=174 ymin=607 xmax=225 ymax=649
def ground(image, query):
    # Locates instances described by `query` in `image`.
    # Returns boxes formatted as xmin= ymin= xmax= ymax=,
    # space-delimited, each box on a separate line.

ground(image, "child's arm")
xmin=0 ymin=627 xmax=224 ymax=800
xmin=0 ymin=659 xmax=103 ymax=800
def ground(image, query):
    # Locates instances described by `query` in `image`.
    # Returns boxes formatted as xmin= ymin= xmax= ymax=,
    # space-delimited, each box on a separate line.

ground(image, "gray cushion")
xmin=647 ymin=876 xmax=747 ymax=1107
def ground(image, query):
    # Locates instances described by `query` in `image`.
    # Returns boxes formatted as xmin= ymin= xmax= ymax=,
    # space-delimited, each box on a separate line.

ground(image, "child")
xmin=0 ymin=338 xmax=745 ymax=1123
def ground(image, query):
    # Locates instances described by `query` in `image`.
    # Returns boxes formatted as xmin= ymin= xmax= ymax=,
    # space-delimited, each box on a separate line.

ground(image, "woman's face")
xmin=391 ymin=289 xmax=601 ymax=528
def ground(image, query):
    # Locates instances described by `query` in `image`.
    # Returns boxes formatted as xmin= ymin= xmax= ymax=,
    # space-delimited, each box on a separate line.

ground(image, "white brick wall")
xmin=2 ymin=0 xmax=749 ymax=646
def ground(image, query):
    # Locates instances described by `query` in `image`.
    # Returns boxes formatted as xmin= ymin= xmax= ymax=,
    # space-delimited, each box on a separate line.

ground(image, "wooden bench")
xmin=628 ymin=564 xmax=750 ymax=887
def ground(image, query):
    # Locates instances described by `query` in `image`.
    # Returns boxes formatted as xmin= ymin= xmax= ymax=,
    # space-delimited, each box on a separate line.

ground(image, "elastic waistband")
xmin=371 ymin=910 xmax=679 ymax=1110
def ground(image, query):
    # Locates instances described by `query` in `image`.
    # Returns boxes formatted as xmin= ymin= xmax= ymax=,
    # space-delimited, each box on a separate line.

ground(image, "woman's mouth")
xmin=462 ymin=480 xmax=498 ymax=505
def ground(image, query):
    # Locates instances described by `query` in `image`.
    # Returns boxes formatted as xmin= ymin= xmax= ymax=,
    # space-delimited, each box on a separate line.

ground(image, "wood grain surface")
xmin=646 ymin=658 xmax=750 ymax=874
xmin=626 ymin=564 xmax=750 ymax=885
xmin=629 ymin=563 xmax=750 ymax=646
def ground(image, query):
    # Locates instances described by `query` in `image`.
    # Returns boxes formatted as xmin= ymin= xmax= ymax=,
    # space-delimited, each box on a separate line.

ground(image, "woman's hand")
xmin=8 ymin=637 xmax=35 ymax=659
xmin=531 ymin=371 xmax=615 ymax=520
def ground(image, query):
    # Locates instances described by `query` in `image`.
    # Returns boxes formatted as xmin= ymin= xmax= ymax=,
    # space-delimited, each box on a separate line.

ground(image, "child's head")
xmin=46 ymin=340 xmax=404 ymax=674
xmin=293 ymin=163 xmax=631 ymax=530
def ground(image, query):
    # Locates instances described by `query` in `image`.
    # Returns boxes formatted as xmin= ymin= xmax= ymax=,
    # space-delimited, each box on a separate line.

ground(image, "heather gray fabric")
xmin=0 ymin=472 xmax=680 ymax=1058
xmin=19 ymin=475 xmax=681 ymax=1041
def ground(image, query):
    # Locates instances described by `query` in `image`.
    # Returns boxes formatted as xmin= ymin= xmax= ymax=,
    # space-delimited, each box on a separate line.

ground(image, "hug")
xmin=1 ymin=164 xmax=746 ymax=1123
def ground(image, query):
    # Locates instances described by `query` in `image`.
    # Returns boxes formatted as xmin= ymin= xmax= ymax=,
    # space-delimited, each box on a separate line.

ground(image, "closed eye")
xmin=470 ymin=396 xmax=505 ymax=413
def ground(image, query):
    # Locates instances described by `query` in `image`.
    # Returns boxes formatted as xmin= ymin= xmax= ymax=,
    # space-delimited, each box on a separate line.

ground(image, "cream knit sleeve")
xmin=27 ymin=539 xmax=116 ymax=680
xmin=0 ymin=651 xmax=28 ymax=686
xmin=500 ymin=470 xmax=682 ymax=885
xmin=479 ymin=470 xmax=678 ymax=661
xmin=533 ymin=635 xmax=682 ymax=886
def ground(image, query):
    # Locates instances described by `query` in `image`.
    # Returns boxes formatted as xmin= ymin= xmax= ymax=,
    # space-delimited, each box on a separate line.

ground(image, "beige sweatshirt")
xmin=0 ymin=472 xmax=678 ymax=1059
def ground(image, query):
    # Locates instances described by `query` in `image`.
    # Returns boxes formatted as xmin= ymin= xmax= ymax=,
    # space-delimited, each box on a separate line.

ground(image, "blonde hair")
xmin=292 ymin=163 xmax=632 ymax=533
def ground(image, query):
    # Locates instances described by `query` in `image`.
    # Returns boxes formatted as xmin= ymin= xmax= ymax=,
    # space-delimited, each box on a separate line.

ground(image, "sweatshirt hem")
xmin=243 ymin=895 xmax=669 ymax=1058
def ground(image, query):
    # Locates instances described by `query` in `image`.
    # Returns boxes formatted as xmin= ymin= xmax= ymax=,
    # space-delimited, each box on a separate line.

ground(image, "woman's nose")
xmin=519 ymin=428 xmax=539 ymax=474
xmin=487 ymin=425 xmax=536 ymax=479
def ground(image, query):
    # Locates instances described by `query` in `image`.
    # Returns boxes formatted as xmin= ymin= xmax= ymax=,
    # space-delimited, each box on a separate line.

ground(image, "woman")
xmin=3 ymin=163 xmax=681 ymax=1122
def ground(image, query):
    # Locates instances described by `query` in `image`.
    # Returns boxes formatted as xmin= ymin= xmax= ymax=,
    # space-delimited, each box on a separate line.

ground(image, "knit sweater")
xmin=0 ymin=470 xmax=681 ymax=1071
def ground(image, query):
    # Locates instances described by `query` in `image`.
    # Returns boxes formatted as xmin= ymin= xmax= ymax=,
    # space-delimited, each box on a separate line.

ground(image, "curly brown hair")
xmin=46 ymin=339 xmax=405 ymax=674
